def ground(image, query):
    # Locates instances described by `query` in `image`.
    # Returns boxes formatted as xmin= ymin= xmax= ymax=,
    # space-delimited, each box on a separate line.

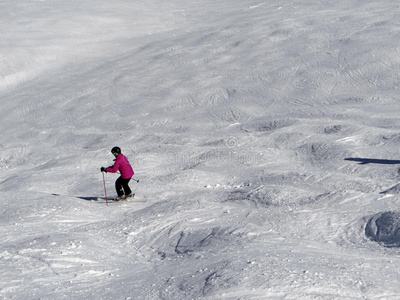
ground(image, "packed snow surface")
xmin=2 ymin=0 xmax=400 ymax=299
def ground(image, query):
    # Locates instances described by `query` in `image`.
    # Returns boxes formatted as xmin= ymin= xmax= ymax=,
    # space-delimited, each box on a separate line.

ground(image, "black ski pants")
xmin=115 ymin=176 xmax=132 ymax=197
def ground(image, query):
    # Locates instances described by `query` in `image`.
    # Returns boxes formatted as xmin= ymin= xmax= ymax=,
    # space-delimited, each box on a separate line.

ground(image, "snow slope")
xmin=2 ymin=0 xmax=400 ymax=299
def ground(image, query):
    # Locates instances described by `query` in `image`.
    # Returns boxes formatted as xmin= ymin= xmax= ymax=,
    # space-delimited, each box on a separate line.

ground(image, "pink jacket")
xmin=106 ymin=153 xmax=134 ymax=179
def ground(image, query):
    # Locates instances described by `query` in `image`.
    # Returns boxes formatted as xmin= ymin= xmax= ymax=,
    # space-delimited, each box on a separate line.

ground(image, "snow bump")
xmin=365 ymin=211 xmax=400 ymax=247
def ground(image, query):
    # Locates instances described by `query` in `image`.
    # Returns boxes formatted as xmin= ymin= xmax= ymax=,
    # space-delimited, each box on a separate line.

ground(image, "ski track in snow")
xmin=2 ymin=0 xmax=400 ymax=299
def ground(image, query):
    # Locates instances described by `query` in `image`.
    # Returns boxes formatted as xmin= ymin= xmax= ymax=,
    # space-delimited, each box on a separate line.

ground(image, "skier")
xmin=101 ymin=146 xmax=135 ymax=201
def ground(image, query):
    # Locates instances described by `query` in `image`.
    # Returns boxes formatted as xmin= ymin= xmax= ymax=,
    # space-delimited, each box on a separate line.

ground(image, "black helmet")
xmin=111 ymin=146 xmax=121 ymax=154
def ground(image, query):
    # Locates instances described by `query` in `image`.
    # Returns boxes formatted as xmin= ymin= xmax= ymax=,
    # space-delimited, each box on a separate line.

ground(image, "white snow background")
xmin=2 ymin=0 xmax=400 ymax=299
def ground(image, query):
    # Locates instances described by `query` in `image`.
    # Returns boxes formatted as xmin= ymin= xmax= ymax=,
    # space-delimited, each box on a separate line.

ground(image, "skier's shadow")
xmin=52 ymin=194 xmax=103 ymax=201
xmin=78 ymin=196 xmax=100 ymax=201
xmin=345 ymin=158 xmax=400 ymax=165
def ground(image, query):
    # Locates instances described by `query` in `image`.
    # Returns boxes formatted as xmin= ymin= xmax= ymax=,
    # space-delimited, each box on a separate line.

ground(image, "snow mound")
xmin=365 ymin=211 xmax=400 ymax=247
xmin=380 ymin=183 xmax=400 ymax=194
xmin=296 ymin=142 xmax=350 ymax=169
xmin=241 ymin=118 xmax=295 ymax=133
xmin=226 ymin=184 xmax=331 ymax=207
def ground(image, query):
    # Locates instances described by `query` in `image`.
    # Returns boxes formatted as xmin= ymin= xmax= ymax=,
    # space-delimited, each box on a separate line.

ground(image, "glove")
xmin=101 ymin=167 xmax=107 ymax=173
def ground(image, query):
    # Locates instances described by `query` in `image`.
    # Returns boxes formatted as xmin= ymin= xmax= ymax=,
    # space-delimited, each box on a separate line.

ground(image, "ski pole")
xmin=102 ymin=171 xmax=108 ymax=206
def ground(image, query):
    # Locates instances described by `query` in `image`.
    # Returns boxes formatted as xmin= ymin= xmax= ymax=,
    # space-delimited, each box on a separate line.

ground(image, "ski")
xmin=89 ymin=194 xmax=147 ymax=204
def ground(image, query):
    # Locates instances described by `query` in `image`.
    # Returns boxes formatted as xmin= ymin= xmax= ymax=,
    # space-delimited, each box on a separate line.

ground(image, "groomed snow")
xmin=2 ymin=0 xmax=400 ymax=299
